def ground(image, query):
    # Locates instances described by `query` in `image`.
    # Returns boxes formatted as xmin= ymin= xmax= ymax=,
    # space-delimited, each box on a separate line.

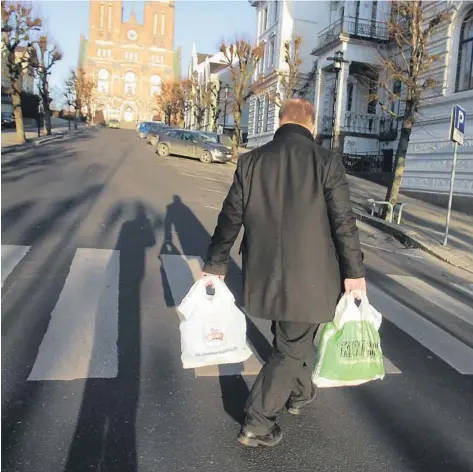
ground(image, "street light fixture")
xmin=326 ymin=50 xmax=350 ymax=150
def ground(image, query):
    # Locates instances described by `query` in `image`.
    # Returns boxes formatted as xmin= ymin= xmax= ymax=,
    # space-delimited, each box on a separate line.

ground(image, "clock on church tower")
xmin=127 ymin=29 xmax=138 ymax=41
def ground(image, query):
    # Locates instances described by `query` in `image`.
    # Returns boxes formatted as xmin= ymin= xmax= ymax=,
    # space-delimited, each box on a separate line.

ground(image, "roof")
xmin=197 ymin=53 xmax=212 ymax=64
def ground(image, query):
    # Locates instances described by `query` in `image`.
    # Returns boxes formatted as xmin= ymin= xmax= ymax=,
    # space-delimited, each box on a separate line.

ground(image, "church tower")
xmin=79 ymin=0 xmax=176 ymax=124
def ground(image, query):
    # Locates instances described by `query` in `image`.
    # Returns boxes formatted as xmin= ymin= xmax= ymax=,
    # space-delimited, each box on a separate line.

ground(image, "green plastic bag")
xmin=312 ymin=293 xmax=385 ymax=387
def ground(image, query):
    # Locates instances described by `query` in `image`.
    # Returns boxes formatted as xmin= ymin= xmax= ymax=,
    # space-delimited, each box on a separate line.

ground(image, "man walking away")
xmin=201 ymin=98 xmax=366 ymax=447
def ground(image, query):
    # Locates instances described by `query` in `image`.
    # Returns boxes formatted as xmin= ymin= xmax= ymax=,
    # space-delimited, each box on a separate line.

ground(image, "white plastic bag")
xmin=178 ymin=276 xmax=253 ymax=369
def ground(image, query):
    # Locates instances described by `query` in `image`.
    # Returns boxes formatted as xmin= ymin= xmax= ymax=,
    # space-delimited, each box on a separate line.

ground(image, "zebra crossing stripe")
xmin=368 ymin=283 xmax=473 ymax=375
xmin=160 ymin=254 xmax=264 ymax=377
xmin=1 ymin=245 xmax=31 ymax=287
xmin=28 ymin=248 xmax=119 ymax=381
xmin=387 ymin=275 xmax=473 ymax=324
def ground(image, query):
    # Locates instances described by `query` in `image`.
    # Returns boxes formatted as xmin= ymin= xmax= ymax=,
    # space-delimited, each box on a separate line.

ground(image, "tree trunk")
xmin=384 ymin=101 xmax=414 ymax=220
xmin=12 ymin=84 xmax=26 ymax=145
xmin=232 ymin=106 xmax=241 ymax=163
xmin=44 ymin=107 xmax=52 ymax=135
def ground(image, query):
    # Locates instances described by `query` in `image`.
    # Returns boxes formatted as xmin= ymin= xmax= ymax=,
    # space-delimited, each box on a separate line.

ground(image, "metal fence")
xmin=342 ymin=152 xmax=387 ymax=173
xmin=316 ymin=17 xmax=389 ymax=50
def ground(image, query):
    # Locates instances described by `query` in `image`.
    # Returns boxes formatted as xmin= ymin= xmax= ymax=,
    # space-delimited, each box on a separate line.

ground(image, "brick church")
xmin=78 ymin=0 xmax=179 ymax=124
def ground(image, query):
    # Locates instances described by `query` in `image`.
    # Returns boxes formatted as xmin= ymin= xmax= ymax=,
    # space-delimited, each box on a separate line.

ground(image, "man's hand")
xmin=200 ymin=272 xmax=225 ymax=281
xmin=344 ymin=277 xmax=367 ymax=296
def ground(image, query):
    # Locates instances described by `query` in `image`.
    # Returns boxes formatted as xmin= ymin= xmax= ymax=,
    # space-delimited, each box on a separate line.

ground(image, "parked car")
xmin=201 ymin=132 xmax=233 ymax=149
xmin=136 ymin=120 xmax=165 ymax=133
xmin=156 ymin=129 xmax=232 ymax=163
xmin=2 ymin=112 xmax=15 ymax=128
xmin=108 ymin=119 xmax=120 ymax=129
xmin=147 ymin=124 xmax=171 ymax=146
xmin=138 ymin=121 xmax=169 ymax=139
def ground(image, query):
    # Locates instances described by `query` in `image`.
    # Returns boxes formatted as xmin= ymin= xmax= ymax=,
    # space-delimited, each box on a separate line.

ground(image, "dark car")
xmin=147 ymin=124 xmax=171 ymax=146
xmin=2 ymin=112 xmax=15 ymax=128
xmin=156 ymin=129 xmax=232 ymax=163
xmin=138 ymin=121 xmax=168 ymax=139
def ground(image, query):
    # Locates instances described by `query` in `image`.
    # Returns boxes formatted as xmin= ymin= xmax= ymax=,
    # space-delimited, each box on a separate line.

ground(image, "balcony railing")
xmin=316 ymin=16 xmax=389 ymax=51
xmin=344 ymin=113 xmax=379 ymax=135
xmin=342 ymin=152 xmax=388 ymax=173
xmin=379 ymin=116 xmax=400 ymax=141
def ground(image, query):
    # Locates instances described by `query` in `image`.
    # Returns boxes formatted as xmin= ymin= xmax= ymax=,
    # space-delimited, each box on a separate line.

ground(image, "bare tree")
xmin=190 ymin=72 xmax=206 ymax=130
xmin=375 ymin=1 xmax=451 ymax=217
xmin=252 ymin=36 xmax=303 ymax=107
xmin=30 ymin=35 xmax=62 ymax=135
xmin=220 ymin=38 xmax=264 ymax=160
xmin=1 ymin=1 xmax=41 ymax=144
xmin=201 ymin=80 xmax=222 ymax=131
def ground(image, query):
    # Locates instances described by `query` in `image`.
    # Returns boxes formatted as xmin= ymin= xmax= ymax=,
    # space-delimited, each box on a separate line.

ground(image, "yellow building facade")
xmin=79 ymin=0 xmax=175 ymax=123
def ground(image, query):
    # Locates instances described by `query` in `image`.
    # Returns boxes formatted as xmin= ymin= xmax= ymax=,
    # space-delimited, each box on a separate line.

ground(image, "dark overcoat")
xmin=203 ymin=123 xmax=365 ymax=323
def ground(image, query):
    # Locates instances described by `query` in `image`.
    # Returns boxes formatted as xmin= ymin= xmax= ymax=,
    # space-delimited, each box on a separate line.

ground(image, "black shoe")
xmin=286 ymin=388 xmax=317 ymax=415
xmin=237 ymin=424 xmax=283 ymax=448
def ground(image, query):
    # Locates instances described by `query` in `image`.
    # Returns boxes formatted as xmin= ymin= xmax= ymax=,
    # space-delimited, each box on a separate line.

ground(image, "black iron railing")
xmin=344 ymin=113 xmax=379 ymax=135
xmin=379 ymin=116 xmax=400 ymax=141
xmin=316 ymin=16 xmax=389 ymax=51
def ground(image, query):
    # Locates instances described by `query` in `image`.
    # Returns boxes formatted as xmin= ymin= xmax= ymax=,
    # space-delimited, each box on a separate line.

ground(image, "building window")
xmin=455 ymin=9 xmax=473 ymax=92
xmin=97 ymin=68 xmax=109 ymax=93
xmin=100 ymin=3 xmax=104 ymax=30
xmin=153 ymin=13 xmax=158 ymax=35
xmin=263 ymin=96 xmax=270 ymax=132
xmin=161 ymin=13 xmax=165 ymax=35
xmin=108 ymin=4 xmax=112 ymax=30
xmin=150 ymin=75 xmax=162 ymax=96
xmin=125 ymin=52 xmax=138 ymax=62
xmin=262 ymin=6 xmax=268 ymax=32
xmin=273 ymin=1 xmax=279 ymax=24
xmin=268 ymin=39 xmax=275 ymax=68
xmin=254 ymin=97 xmax=261 ymax=134
xmin=346 ymin=83 xmax=354 ymax=112
xmin=124 ymin=71 xmax=136 ymax=95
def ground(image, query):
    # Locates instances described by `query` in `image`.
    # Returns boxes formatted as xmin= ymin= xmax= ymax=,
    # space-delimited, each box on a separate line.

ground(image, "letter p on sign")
xmin=452 ymin=105 xmax=466 ymax=145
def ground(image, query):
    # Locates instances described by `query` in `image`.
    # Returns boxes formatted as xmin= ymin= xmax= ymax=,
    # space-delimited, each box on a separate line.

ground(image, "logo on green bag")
xmin=339 ymin=340 xmax=379 ymax=359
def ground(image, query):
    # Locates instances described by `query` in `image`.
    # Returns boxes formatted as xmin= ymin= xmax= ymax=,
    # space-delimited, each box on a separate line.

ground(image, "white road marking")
xmin=368 ymin=283 xmax=473 ymax=374
xmin=204 ymin=205 xmax=221 ymax=210
xmin=452 ymin=283 xmax=473 ymax=299
xmin=387 ymin=274 xmax=473 ymax=324
xmin=361 ymin=242 xmax=424 ymax=259
xmin=28 ymin=248 xmax=119 ymax=381
xmin=160 ymin=254 xmax=263 ymax=377
xmin=1 ymin=245 xmax=32 ymax=287
xmin=181 ymin=172 xmax=231 ymax=183
xmin=198 ymin=187 xmax=226 ymax=194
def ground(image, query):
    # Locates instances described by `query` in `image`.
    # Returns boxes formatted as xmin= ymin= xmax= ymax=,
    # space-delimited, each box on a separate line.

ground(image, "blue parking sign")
xmin=451 ymin=105 xmax=466 ymax=145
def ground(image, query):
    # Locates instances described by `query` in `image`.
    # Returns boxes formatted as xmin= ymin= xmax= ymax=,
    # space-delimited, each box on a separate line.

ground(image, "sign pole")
xmin=443 ymin=141 xmax=458 ymax=246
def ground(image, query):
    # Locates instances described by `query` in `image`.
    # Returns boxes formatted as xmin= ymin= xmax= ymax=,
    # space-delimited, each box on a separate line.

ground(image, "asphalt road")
xmin=2 ymin=128 xmax=473 ymax=472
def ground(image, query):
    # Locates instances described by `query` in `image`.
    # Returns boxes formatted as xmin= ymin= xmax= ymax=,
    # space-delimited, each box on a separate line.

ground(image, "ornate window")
xmin=124 ymin=71 xmax=136 ymax=95
xmin=97 ymin=68 xmax=109 ymax=93
xmin=150 ymin=75 xmax=162 ymax=96
xmin=456 ymin=9 xmax=473 ymax=92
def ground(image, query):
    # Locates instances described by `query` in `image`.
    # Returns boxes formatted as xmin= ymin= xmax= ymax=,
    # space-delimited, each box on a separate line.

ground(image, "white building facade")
xmin=311 ymin=0 xmax=397 ymax=171
xmin=401 ymin=1 xmax=473 ymax=210
xmin=186 ymin=44 xmax=249 ymax=138
xmin=247 ymin=0 xmax=323 ymax=148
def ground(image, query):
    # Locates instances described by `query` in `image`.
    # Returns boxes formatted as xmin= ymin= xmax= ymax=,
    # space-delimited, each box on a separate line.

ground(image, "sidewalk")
xmin=1 ymin=120 xmax=85 ymax=153
xmin=348 ymin=175 xmax=473 ymax=273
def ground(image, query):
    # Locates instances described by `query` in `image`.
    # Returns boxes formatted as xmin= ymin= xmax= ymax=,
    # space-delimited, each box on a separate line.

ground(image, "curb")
xmin=2 ymin=128 xmax=86 ymax=155
xmin=354 ymin=209 xmax=473 ymax=274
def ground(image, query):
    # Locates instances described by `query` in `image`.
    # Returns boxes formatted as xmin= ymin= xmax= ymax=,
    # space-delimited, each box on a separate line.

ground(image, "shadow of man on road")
xmin=64 ymin=202 xmax=156 ymax=472
xmin=159 ymin=195 xmax=273 ymax=426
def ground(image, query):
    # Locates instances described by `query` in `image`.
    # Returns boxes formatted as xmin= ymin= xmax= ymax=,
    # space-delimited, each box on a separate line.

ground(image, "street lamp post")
xmin=327 ymin=50 xmax=349 ymax=150
xmin=222 ymin=85 xmax=229 ymax=133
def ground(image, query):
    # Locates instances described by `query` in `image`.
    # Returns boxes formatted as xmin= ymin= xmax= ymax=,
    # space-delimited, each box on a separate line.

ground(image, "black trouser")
xmin=243 ymin=321 xmax=320 ymax=435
